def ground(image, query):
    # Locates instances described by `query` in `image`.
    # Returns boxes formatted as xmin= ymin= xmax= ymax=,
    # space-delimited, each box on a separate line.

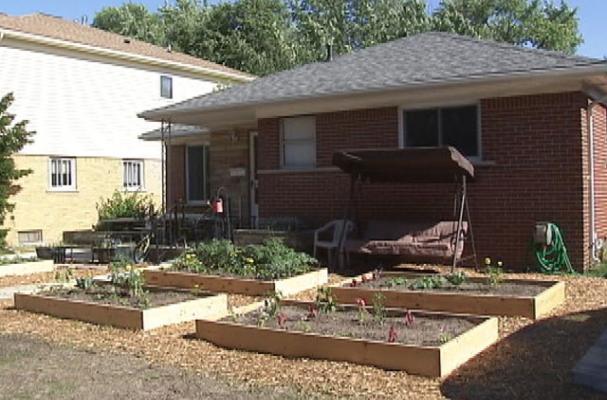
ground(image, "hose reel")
xmin=533 ymin=222 xmax=574 ymax=274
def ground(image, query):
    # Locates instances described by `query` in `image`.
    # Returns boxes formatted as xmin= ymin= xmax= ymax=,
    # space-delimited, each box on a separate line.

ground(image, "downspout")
xmin=587 ymin=96 xmax=607 ymax=262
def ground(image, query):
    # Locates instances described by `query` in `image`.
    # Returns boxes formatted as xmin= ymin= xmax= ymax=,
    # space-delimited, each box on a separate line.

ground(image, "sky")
xmin=0 ymin=0 xmax=604 ymax=58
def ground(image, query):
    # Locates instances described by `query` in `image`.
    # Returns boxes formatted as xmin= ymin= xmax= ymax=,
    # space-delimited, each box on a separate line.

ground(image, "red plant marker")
xmin=276 ymin=313 xmax=288 ymax=328
xmin=404 ymin=310 xmax=415 ymax=327
xmin=388 ymin=325 xmax=398 ymax=343
xmin=350 ymin=279 xmax=358 ymax=287
xmin=307 ymin=304 xmax=318 ymax=320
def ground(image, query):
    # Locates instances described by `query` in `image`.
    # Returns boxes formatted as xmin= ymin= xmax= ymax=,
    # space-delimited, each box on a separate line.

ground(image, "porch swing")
xmin=332 ymin=146 xmax=478 ymax=271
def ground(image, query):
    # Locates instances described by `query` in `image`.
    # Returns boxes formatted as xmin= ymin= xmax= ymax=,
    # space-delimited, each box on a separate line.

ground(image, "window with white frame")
xmin=18 ymin=230 xmax=43 ymax=245
xmin=403 ymin=105 xmax=480 ymax=157
xmin=49 ymin=158 xmax=76 ymax=190
xmin=280 ymin=116 xmax=316 ymax=169
xmin=123 ymin=160 xmax=144 ymax=191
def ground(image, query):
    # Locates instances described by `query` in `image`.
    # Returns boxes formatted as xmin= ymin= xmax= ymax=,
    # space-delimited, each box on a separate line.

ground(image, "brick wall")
xmin=256 ymin=92 xmax=591 ymax=270
xmin=4 ymin=155 xmax=162 ymax=245
xmin=167 ymin=145 xmax=185 ymax=208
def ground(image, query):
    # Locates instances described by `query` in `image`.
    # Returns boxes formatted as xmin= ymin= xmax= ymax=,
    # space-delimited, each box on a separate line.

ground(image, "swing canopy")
xmin=332 ymin=147 xmax=474 ymax=183
xmin=332 ymin=146 xmax=477 ymax=269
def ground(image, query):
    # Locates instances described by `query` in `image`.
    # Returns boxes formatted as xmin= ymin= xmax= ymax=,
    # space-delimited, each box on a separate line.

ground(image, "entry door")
xmin=249 ymin=131 xmax=259 ymax=227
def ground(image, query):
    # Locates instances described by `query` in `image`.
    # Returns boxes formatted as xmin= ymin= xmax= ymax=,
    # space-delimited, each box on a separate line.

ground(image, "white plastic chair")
xmin=313 ymin=219 xmax=354 ymax=268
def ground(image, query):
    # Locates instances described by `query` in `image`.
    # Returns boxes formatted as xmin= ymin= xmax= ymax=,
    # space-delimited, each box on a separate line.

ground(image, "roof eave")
xmin=138 ymin=62 xmax=607 ymax=122
xmin=0 ymin=27 xmax=255 ymax=84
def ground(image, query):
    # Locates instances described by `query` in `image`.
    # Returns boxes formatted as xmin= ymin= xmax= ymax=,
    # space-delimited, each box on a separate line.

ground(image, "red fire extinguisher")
xmin=212 ymin=197 xmax=224 ymax=214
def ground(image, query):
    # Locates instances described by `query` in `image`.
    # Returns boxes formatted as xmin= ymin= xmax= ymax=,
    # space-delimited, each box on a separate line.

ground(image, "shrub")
xmin=96 ymin=190 xmax=156 ymax=220
xmin=172 ymin=238 xmax=317 ymax=280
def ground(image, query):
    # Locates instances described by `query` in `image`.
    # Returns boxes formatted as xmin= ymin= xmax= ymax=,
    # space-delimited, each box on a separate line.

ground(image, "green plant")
xmin=293 ymin=319 xmax=312 ymax=333
xmin=315 ymin=287 xmax=336 ymax=314
xmin=383 ymin=277 xmax=407 ymax=288
xmin=109 ymin=259 xmax=147 ymax=299
xmin=410 ymin=275 xmax=445 ymax=290
xmin=54 ymin=268 xmax=74 ymax=283
xmin=172 ymin=239 xmax=317 ymax=280
xmin=96 ymin=190 xmax=156 ymax=220
xmin=0 ymin=93 xmax=35 ymax=249
xmin=372 ymin=293 xmax=386 ymax=324
xmin=439 ymin=331 xmax=453 ymax=344
xmin=75 ymin=276 xmax=93 ymax=290
xmin=446 ymin=271 xmax=467 ymax=286
xmin=485 ymin=257 xmax=504 ymax=287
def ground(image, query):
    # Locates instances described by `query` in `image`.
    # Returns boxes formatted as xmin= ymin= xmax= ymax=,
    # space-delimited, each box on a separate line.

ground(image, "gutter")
xmin=0 ymin=27 xmax=254 ymax=84
xmin=138 ymin=62 xmax=607 ymax=121
xmin=587 ymin=93 xmax=607 ymax=262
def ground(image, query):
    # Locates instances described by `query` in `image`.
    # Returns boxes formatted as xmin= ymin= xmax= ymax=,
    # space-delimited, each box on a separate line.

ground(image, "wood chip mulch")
xmin=0 ymin=268 xmax=606 ymax=399
xmin=0 ymin=265 xmax=105 ymax=288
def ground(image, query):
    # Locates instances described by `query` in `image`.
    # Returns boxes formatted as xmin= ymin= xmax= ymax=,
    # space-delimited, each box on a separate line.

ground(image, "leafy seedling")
xmin=446 ymin=271 xmax=467 ymax=286
xmin=372 ymin=293 xmax=386 ymax=324
xmin=315 ymin=287 xmax=337 ymax=314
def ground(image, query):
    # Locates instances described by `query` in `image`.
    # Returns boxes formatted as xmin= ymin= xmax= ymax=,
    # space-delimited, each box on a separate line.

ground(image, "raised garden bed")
xmin=0 ymin=258 xmax=53 ymax=278
xmin=14 ymin=287 xmax=227 ymax=330
xmin=144 ymin=268 xmax=328 ymax=296
xmin=331 ymin=271 xmax=565 ymax=319
xmin=14 ymin=261 xmax=227 ymax=330
xmin=195 ymin=300 xmax=498 ymax=377
xmin=145 ymin=239 xmax=326 ymax=296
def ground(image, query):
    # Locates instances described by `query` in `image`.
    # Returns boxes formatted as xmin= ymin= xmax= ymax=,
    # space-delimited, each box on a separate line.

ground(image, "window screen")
xmin=281 ymin=116 xmax=316 ymax=168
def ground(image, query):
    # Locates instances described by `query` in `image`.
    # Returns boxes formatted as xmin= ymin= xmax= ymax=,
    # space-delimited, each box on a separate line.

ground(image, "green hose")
xmin=534 ymin=223 xmax=575 ymax=274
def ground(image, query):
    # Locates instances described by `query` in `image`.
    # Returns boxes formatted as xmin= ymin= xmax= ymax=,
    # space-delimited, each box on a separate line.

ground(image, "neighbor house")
xmin=139 ymin=32 xmax=607 ymax=271
xmin=0 ymin=13 xmax=253 ymax=246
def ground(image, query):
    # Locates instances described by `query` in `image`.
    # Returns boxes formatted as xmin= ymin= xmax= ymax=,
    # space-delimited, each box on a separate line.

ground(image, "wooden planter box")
xmin=0 ymin=259 xmax=54 ymax=278
xmin=144 ymin=268 xmax=328 ymax=296
xmin=14 ymin=290 xmax=228 ymax=331
xmin=331 ymin=272 xmax=565 ymax=319
xmin=195 ymin=301 xmax=498 ymax=377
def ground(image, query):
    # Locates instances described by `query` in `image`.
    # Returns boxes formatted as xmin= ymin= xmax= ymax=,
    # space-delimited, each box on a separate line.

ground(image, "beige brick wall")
xmin=3 ymin=155 xmax=161 ymax=246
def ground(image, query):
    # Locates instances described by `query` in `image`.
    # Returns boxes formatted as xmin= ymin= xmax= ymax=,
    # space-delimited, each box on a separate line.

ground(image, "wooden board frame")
xmin=0 ymin=260 xmax=54 ymax=277
xmin=144 ymin=268 xmax=328 ymax=296
xmin=330 ymin=272 xmax=565 ymax=319
xmin=14 ymin=289 xmax=228 ymax=331
xmin=195 ymin=300 xmax=498 ymax=377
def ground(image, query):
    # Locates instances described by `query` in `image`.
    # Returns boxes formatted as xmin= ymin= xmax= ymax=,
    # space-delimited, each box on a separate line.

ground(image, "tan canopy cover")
xmin=332 ymin=147 xmax=474 ymax=183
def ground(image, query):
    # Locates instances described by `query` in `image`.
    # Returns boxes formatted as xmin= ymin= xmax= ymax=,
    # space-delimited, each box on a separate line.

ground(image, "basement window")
xmin=403 ymin=105 xmax=480 ymax=157
xmin=161 ymin=75 xmax=173 ymax=99
xmin=49 ymin=157 xmax=76 ymax=191
xmin=123 ymin=160 xmax=144 ymax=191
xmin=18 ymin=230 xmax=43 ymax=245
xmin=280 ymin=116 xmax=316 ymax=169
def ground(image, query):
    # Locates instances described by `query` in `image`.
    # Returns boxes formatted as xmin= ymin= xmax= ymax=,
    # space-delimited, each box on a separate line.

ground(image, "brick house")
xmin=139 ymin=32 xmax=607 ymax=271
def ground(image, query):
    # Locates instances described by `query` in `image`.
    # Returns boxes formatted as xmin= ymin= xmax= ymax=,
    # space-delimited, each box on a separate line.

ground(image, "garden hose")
xmin=534 ymin=223 xmax=575 ymax=274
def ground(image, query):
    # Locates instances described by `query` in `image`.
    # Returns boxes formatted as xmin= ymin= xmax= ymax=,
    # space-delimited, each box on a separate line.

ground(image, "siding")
xmin=0 ymin=40 xmax=216 ymax=160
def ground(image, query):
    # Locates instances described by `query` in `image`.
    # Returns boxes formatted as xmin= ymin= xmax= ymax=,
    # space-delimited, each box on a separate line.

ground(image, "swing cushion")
xmin=344 ymin=220 xmax=467 ymax=261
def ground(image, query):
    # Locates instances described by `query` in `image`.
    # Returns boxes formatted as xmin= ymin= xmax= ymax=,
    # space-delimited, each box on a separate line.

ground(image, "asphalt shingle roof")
xmin=139 ymin=124 xmax=208 ymax=140
xmin=0 ymin=13 xmax=253 ymax=80
xmin=140 ymin=32 xmax=605 ymax=118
